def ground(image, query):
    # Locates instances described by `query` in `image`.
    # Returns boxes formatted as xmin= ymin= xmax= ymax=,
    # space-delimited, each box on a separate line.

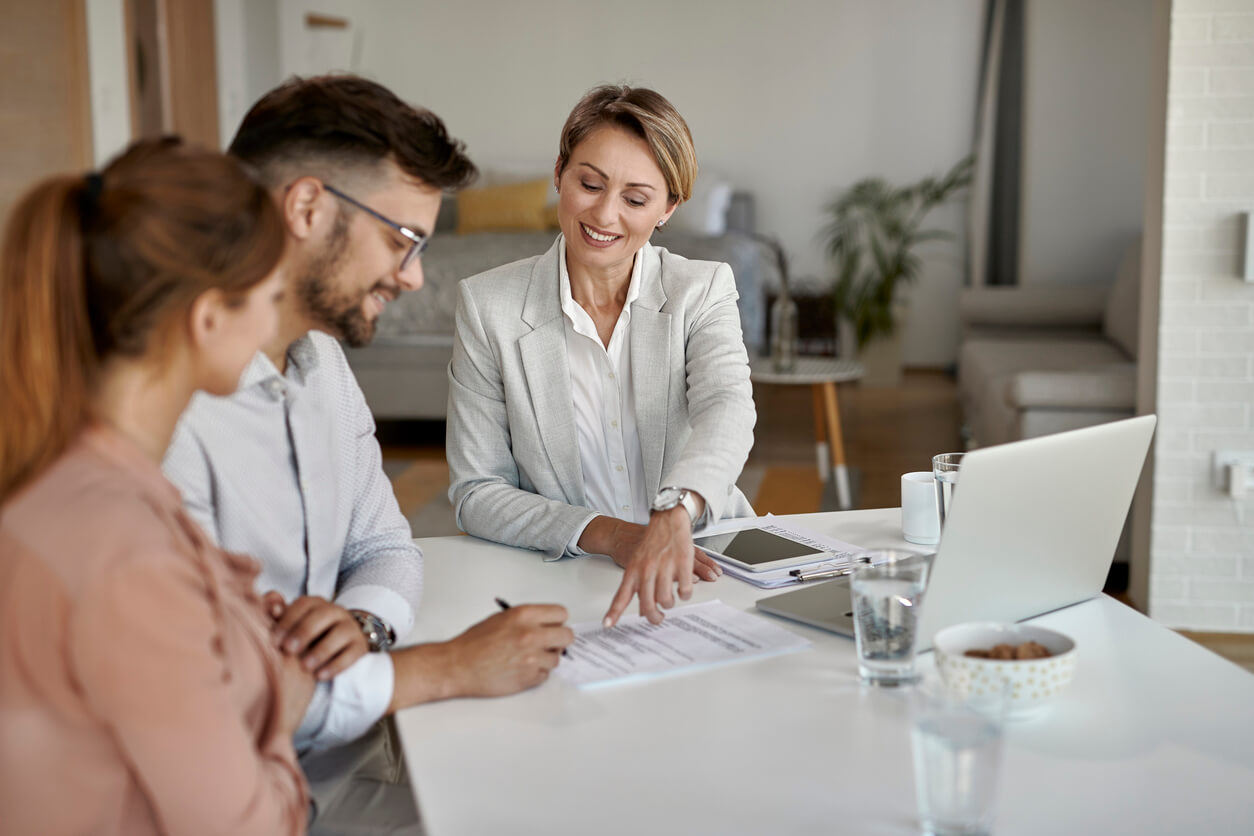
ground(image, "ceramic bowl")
xmin=933 ymin=622 xmax=1077 ymax=717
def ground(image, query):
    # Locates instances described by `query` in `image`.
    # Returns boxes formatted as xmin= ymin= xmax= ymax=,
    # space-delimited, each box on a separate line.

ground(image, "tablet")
xmin=694 ymin=528 xmax=829 ymax=573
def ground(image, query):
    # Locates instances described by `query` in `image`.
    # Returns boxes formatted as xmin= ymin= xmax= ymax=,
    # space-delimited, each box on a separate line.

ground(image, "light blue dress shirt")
xmin=164 ymin=331 xmax=422 ymax=752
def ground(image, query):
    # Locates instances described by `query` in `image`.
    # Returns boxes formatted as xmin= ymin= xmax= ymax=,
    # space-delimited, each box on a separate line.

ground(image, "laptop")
xmin=755 ymin=415 xmax=1157 ymax=650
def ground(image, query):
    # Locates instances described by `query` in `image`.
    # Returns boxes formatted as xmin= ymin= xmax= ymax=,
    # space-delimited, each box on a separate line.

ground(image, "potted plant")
xmin=822 ymin=155 xmax=974 ymax=384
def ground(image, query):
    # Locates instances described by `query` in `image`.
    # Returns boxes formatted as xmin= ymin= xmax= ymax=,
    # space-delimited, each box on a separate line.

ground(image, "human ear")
xmin=187 ymin=289 xmax=226 ymax=351
xmin=282 ymin=176 xmax=325 ymax=242
xmin=553 ymin=159 xmax=564 ymax=194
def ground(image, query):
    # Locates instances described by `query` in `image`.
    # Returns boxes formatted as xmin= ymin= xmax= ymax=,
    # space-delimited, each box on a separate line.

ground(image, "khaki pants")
xmin=300 ymin=718 xmax=423 ymax=836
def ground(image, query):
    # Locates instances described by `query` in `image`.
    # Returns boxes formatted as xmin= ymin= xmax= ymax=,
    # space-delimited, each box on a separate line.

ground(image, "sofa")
xmin=957 ymin=241 xmax=1141 ymax=448
xmin=344 ymin=190 xmax=779 ymax=421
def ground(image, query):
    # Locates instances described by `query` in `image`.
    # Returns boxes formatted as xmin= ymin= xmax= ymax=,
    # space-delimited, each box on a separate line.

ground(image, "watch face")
xmin=653 ymin=487 xmax=682 ymax=510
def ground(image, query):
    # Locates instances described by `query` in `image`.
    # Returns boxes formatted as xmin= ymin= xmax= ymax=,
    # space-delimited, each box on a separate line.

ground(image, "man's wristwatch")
xmin=350 ymin=610 xmax=396 ymax=652
xmin=651 ymin=486 xmax=700 ymax=530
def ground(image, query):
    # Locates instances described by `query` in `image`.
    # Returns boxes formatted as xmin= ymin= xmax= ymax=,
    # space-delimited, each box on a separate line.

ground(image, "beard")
xmin=297 ymin=212 xmax=378 ymax=348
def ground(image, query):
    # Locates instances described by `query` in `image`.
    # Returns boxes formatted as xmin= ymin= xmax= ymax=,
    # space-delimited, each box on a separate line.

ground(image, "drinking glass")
xmin=932 ymin=453 xmax=965 ymax=531
xmin=911 ymin=680 xmax=1008 ymax=836
xmin=850 ymin=551 xmax=929 ymax=686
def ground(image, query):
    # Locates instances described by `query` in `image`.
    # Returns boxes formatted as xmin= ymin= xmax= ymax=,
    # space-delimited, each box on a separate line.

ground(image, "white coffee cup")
xmin=901 ymin=472 xmax=940 ymax=546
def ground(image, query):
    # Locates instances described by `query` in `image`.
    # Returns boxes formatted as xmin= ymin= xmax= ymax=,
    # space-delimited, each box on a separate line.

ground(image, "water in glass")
xmin=912 ymin=707 xmax=1003 ymax=836
xmin=851 ymin=572 xmax=926 ymax=685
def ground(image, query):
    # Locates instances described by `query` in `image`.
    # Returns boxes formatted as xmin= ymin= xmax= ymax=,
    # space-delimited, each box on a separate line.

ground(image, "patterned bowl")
xmin=933 ymin=622 xmax=1078 ymax=718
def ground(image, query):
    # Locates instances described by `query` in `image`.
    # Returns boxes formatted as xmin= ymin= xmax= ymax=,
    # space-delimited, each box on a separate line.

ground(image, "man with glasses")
xmin=164 ymin=75 xmax=574 ymax=834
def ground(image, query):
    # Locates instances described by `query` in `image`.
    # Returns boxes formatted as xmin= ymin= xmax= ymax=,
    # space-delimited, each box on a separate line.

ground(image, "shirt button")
xmin=611 ymin=420 xmax=619 ymax=428
xmin=608 ymin=372 xmax=615 ymax=379
xmin=621 ymin=505 xmax=630 ymax=512
xmin=616 ymin=465 xmax=624 ymax=472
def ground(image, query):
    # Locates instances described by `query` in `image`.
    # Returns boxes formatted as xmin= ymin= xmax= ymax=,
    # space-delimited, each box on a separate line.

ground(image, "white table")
xmin=750 ymin=355 xmax=864 ymax=509
xmin=397 ymin=509 xmax=1254 ymax=835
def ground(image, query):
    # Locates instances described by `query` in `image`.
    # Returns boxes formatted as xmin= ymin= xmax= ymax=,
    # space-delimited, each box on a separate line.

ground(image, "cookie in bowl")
xmin=933 ymin=622 xmax=1077 ymax=718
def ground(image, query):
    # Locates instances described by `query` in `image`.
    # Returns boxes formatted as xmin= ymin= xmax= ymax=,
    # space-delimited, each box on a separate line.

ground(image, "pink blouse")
xmin=0 ymin=425 xmax=308 ymax=835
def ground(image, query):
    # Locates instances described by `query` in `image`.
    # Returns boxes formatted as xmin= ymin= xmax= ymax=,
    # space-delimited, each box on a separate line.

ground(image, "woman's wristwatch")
xmin=651 ymin=486 xmax=700 ymax=530
xmin=350 ymin=610 xmax=396 ymax=652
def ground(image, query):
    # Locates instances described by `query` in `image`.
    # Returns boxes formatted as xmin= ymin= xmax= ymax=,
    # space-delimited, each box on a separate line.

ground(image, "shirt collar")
xmin=238 ymin=333 xmax=322 ymax=401
xmin=557 ymin=234 xmax=645 ymax=324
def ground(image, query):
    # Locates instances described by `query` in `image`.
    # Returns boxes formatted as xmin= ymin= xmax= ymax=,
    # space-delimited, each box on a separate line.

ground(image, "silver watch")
xmin=350 ymin=610 xmax=395 ymax=652
xmin=651 ymin=486 xmax=700 ymax=530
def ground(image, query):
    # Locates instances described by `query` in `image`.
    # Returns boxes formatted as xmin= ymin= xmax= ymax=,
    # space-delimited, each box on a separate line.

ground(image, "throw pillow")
xmin=665 ymin=173 xmax=734 ymax=236
xmin=456 ymin=179 xmax=550 ymax=235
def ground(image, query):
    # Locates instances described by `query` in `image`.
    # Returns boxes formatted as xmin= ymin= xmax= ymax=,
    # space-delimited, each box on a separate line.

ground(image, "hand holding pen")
xmin=497 ymin=597 xmax=570 ymax=657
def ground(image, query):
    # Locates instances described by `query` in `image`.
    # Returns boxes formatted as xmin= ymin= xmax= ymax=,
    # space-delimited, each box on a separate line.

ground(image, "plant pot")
xmin=837 ymin=309 xmax=906 ymax=388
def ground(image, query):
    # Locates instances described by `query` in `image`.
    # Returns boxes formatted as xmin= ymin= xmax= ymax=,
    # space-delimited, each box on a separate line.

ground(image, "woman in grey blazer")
xmin=447 ymin=85 xmax=755 ymax=628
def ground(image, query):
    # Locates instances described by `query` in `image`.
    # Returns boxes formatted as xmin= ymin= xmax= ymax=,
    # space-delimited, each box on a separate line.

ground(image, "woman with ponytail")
xmin=0 ymin=138 xmax=310 ymax=834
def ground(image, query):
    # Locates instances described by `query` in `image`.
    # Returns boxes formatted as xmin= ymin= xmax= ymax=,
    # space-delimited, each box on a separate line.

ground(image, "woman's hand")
xmin=584 ymin=506 xmax=721 ymax=628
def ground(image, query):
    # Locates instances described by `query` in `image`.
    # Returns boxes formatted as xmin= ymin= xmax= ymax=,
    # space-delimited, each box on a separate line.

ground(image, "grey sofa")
xmin=957 ymin=241 xmax=1141 ymax=448
xmin=344 ymin=194 xmax=779 ymax=420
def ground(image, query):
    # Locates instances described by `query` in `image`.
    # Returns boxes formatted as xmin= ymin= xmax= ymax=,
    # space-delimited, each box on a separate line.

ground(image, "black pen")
xmin=496 ymin=597 xmax=569 ymax=656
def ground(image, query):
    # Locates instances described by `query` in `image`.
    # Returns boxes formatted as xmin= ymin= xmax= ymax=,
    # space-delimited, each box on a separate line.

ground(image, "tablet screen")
xmin=694 ymin=528 xmax=824 ymax=566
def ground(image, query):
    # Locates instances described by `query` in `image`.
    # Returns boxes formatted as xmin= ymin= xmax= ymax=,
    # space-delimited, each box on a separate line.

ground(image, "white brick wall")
xmin=1151 ymin=0 xmax=1254 ymax=632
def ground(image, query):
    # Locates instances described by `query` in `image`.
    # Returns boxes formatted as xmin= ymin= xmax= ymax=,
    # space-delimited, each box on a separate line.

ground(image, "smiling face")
xmin=297 ymin=164 xmax=442 ymax=347
xmin=555 ymin=124 xmax=676 ymax=283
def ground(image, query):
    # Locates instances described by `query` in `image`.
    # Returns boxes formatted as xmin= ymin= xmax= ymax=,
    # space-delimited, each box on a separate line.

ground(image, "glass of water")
xmin=850 ymin=551 xmax=929 ymax=686
xmin=911 ymin=680 xmax=1008 ymax=836
xmin=932 ymin=453 xmax=965 ymax=531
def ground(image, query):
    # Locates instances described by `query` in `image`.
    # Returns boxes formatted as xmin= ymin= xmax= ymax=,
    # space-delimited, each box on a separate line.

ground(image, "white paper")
xmin=554 ymin=600 xmax=810 ymax=688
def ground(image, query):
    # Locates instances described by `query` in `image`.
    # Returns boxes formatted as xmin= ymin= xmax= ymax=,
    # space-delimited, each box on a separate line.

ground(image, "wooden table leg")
xmin=821 ymin=381 xmax=852 ymax=509
xmin=811 ymin=384 xmax=830 ymax=483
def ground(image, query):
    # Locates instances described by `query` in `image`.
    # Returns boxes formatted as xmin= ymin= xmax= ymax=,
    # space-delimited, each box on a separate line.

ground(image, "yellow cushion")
xmin=542 ymin=203 xmax=560 ymax=230
xmin=456 ymin=179 xmax=550 ymax=234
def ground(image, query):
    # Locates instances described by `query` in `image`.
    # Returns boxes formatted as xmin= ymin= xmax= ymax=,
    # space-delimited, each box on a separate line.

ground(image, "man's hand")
xmin=270 ymin=594 xmax=370 ymax=681
xmin=445 ymin=605 xmax=574 ymax=698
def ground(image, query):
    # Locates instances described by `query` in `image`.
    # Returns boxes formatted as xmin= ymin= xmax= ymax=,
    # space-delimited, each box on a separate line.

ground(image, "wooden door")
xmin=0 ymin=0 xmax=93 ymax=229
xmin=126 ymin=0 xmax=220 ymax=149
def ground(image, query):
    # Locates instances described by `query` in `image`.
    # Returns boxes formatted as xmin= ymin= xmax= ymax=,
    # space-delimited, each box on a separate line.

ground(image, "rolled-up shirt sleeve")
xmin=72 ymin=551 xmax=308 ymax=835
xmin=293 ymin=651 xmax=394 ymax=753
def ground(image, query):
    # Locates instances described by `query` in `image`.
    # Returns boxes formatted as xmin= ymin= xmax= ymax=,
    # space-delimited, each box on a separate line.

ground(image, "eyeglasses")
xmin=324 ymin=184 xmax=429 ymax=272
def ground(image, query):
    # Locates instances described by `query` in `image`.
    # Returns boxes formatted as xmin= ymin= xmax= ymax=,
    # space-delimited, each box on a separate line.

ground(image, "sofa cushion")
xmin=1102 ymin=244 xmax=1141 ymax=360
xmin=456 ymin=179 xmax=550 ymax=235
xmin=1008 ymin=366 xmax=1136 ymax=410
xmin=959 ymin=336 xmax=1133 ymax=446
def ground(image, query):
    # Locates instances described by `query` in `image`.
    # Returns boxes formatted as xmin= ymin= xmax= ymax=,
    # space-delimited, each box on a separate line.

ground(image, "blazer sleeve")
xmin=660 ymin=261 xmax=756 ymax=521
xmin=71 ymin=551 xmax=308 ymax=835
xmin=447 ymin=281 xmax=597 ymax=557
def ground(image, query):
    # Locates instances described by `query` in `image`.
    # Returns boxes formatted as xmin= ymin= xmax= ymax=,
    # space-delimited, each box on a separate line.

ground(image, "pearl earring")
xmin=656 ymin=219 xmax=666 ymax=229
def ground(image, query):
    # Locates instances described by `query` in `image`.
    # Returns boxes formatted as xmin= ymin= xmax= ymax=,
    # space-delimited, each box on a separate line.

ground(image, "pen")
xmin=496 ymin=597 xmax=569 ymax=656
xmin=789 ymin=555 xmax=872 ymax=583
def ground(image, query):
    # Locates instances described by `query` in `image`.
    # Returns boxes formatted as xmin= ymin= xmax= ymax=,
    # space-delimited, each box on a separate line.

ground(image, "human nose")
xmin=396 ymin=255 xmax=424 ymax=291
xmin=591 ymin=191 xmax=616 ymax=227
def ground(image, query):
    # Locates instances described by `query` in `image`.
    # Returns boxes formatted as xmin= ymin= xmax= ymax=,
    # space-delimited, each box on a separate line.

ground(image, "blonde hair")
xmin=556 ymin=85 xmax=697 ymax=205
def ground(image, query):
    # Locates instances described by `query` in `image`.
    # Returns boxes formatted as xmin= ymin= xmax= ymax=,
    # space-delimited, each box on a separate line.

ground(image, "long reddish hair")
xmin=0 ymin=137 xmax=285 ymax=501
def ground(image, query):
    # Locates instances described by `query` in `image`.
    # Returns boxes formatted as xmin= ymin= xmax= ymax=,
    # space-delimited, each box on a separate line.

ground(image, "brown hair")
xmin=556 ymin=85 xmax=698 ymax=205
xmin=229 ymin=74 xmax=478 ymax=191
xmin=0 ymin=137 xmax=285 ymax=501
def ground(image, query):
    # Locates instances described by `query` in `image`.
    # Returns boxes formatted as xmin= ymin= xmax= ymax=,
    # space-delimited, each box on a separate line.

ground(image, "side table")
xmin=749 ymin=355 xmax=865 ymax=510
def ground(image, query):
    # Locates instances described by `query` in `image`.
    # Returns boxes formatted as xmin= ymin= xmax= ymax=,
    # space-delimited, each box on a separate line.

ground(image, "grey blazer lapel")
xmin=631 ymin=247 xmax=671 ymax=498
xmin=519 ymin=242 xmax=585 ymax=506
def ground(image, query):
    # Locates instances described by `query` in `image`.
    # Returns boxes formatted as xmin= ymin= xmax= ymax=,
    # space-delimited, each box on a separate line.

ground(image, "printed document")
xmin=554 ymin=600 xmax=810 ymax=688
